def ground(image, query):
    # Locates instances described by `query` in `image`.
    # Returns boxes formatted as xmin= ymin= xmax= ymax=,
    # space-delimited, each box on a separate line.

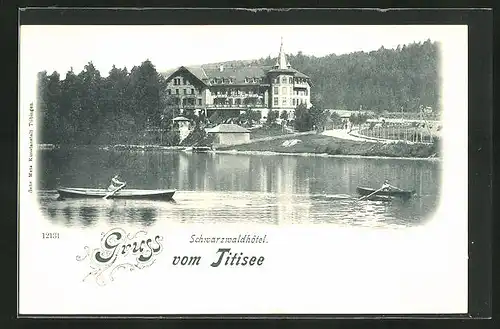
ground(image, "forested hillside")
xmin=37 ymin=40 xmax=438 ymax=145
xmin=37 ymin=61 xmax=170 ymax=145
xmin=206 ymin=39 xmax=439 ymax=113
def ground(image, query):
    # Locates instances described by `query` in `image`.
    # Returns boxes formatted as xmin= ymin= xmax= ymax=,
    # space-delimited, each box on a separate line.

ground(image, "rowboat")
xmin=356 ymin=186 xmax=415 ymax=201
xmin=57 ymin=188 xmax=176 ymax=201
xmin=183 ymin=146 xmax=212 ymax=153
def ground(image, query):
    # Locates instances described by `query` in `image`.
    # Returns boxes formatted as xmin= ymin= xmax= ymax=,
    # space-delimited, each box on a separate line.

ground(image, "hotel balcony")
xmin=211 ymin=93 xmax=263 ymax=98
xmin=206 ymin=103 xmax=267 ymax=109
xmin=293 ymin=82 xmax=309 ymax=88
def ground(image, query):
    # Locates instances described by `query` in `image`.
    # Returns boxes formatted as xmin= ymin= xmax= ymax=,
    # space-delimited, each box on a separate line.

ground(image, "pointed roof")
xmin=161 ymin=66 xmax=209 ymax=85
xmin=274 ymin=37 xmax=291 ymax=69
xmin=160 ymin=39 xmax=311 ymax=87
xmin=267 ymin=37 xmax=311 ymax=80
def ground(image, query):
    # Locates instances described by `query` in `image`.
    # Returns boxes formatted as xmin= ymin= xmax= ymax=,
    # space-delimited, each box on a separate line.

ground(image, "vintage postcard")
xmin=18 ymin=22 xmax=469 ymax=316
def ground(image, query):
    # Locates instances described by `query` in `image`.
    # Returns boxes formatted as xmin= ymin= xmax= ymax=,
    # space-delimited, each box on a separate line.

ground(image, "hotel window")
xmin=289 ymin=77 xmax=293 ymax=84
xmin=183 ymin=89 xmax=187 ymax=95
xmin=183 ymin=78 xmax=187 ymax=85
xmin=305 ymin=89 xmax=308 ymax=96
xmin=191 ymin=88 xmax=195 ymax=94
xmin=274 ymin=97 xmax=278 ymax=106
xmin=282 ymin=98 xmax=287 ymax=106
xmin=176 ymin=89 xmax=179 ymax=95
xmin=293 ymin=99 xmax=296 ymax=106
xmin=281 ymin=77 xmax=286 ymax=84
xmin=282 ymin=87 xmax=287 ymax=94
xmin=167 ymin=89 xmax=171 ymax=95
xmin=198 ymin=99 xmax=202 ymax=105
xmin=274 ymin=87 xmax=278 ymax=94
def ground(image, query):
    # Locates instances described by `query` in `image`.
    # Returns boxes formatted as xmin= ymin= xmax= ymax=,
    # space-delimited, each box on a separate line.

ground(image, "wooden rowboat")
xmin=183 ymin=146 xmax=212 ymax=153
xmin=57 ymin=188 xmax=176 ymax=201
xmin=356 ymin=186 xmax=415 ymax=201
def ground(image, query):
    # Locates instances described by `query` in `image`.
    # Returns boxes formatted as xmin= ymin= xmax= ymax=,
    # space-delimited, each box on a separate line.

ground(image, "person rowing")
xmin=359 ymin=179 xmax=401 ymax=200
xmin=381 ymin=179 xmax=403 ymax=191
xmin=108 ymin=174 xmax=126 ymax=192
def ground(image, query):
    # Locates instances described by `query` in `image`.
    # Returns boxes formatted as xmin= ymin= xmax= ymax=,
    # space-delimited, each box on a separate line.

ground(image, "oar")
xmin=103 ymin=183 xmax=126 ymax=200
xmin=388 ymin=184 xmax=404 ymax=191
xmin=359 ymin=186 xmax=385 ymax=201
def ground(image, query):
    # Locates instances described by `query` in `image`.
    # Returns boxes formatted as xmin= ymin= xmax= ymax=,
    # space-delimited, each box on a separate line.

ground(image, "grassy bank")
xmin=217 ymin=134 xmax=439 ymax=158
xmin=249 ymin=125 xmax=291 ymax=139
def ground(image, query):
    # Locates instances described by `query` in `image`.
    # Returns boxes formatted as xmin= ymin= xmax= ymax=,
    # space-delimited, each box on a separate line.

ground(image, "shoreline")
xmin=213 ymin=149 xmax=440 ymax=162
xmin=37 ymin=143 xmax=440 ymax=161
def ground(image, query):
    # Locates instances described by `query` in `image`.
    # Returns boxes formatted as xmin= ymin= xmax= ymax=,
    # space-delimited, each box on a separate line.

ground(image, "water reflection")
xmin=37 ymin=149 xmax=440 ymax=228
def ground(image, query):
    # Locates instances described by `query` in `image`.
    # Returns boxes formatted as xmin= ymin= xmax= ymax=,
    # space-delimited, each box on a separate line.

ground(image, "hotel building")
xmin=161 ymin=39 xmax=312 ymax=120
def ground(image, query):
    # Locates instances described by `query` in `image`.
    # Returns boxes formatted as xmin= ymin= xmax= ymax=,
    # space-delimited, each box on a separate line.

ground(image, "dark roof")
xmin=161 ymin=64 xmax=310 ymax=86
xmin=161 ymin=66 xmax=208 ymax=84
xmin=206 ymin=124 xmax=250 ymax=133
xmin=202 ymin=65 xmax=268 ymax=83
xmin=266 ymin=68 xmax=296 ymax=74
xmin=290 ymin=68 xmax=309 ymax=79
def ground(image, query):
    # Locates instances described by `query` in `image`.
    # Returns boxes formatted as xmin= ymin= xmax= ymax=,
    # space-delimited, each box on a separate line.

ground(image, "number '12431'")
xmin=42 ymin=233 xmax=60 ymax=239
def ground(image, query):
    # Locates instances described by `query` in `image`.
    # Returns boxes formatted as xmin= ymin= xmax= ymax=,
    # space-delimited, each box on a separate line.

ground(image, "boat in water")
xmin=57 ymin=188 xmax=176 ymax=201
xmin=356 ymin=186 xmax=415 ymax=201
xmin=183 ymin=146 xmax=213 ymax=153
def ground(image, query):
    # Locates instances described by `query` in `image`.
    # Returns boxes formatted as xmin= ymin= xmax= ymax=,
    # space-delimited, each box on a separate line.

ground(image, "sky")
xmin=20 ymin=25 xmax=459 ymax=78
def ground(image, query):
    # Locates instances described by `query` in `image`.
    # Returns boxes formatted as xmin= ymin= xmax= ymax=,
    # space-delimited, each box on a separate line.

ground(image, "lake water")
xmin=37 ymin=149 xmax=440 ymax=229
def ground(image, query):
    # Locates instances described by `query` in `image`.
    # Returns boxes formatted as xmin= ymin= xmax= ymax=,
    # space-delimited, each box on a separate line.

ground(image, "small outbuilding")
xmin=205 ymin=124 xmax=251 ymax=145
xmin=173 ymin=116 xmax=191 ymax=142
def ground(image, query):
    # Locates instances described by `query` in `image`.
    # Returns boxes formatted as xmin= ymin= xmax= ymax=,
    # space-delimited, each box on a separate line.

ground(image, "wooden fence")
xmin=358 ymin=123 xmax=440 ymax=144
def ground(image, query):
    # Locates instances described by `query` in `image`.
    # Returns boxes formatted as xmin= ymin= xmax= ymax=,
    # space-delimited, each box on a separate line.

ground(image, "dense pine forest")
xmin=37 ymin=40 xmax=439 ymax=145
xmin=212 ymin=39 xmax=439 ymax=113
